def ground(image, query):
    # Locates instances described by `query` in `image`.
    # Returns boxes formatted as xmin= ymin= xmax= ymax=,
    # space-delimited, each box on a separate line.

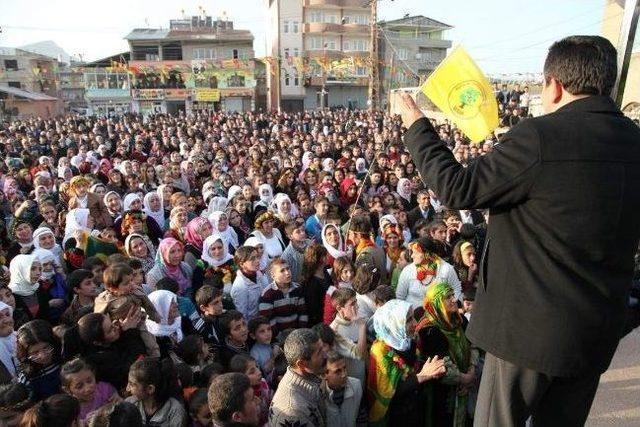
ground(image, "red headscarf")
xmin=339 ymin=177 xmax=358 ymax=207
xmin=184 ymin=217 xmax=209 ymax=251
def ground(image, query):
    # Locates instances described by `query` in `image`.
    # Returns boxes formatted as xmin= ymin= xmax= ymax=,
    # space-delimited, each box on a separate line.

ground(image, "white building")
xmin=267 ymin=0 xmax=371 ymax=111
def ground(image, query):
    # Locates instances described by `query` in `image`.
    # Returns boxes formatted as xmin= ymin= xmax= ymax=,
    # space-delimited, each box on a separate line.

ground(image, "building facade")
xmin=267 ymin=0 xmax=372 ymax=111
xmin=0 ymin=47 xmax=59 ymax=96
xmin=57 ymin=66 xmax=87 ymax=113
xmin=81 ymin=53 xmax=132 ymax=116
xmin=378 ymin=15 xmax=452 ymax=107
xmin=125 ymin=16 xmax=258 ymax=115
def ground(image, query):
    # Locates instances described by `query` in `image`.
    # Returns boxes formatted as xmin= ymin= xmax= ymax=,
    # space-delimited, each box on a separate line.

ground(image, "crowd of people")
xmin=0 ymin=103 xmax=619 ymax=427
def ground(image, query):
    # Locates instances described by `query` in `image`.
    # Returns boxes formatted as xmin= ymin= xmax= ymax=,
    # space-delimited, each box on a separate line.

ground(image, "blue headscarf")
xmin=372 ymin=299 xmax=413 ymax=351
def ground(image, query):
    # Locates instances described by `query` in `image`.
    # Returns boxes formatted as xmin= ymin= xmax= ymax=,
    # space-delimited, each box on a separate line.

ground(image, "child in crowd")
xmin=324 ymin=256 xmax=355 ymax=324
xmin=33 ymin=248 xmax=68 ymax=324
xmin=93 ymin=263 xmax=161 ymax=357
xmin=61 ymin=357 xmax=120 ymax=423
xmin=82 ymin=257 xmax=106 ymax=292
xmin=61 ymin=269 xmax=97 ymax=327
xmin=231 ymin=246 xmax=269 ymax=321
xmin=187 ymin=388 xmax=211 ymax=427
xmin=248 ymin=316 xmax=282 ymax=378
xmin=352 ymin=263 xmax=381 ymax=320
xmin=192 ymin=285 xmax=225 ymax=356
xmin=127 ymin=258 xmax=153 ymax=295
xmin=330 ymin=288 xmax=368 ymax=385
xmin=229 ymin=354 xmax=272 ymax=426
xmin=218 ymin=310 xmax=249 ymax=368
xmin=176 ymin=334 xmax=211 ymax=375
xmin=0 ymin=383 xmax=33 ymax=424
xmin=390 ymin=248 xmax=412 ymax=291
xmin=258 ymin=258 xmax=307 ymax=336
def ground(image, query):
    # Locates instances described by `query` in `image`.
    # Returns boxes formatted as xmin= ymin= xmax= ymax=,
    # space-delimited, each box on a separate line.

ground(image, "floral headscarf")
xmin=184 ymin=217 xmax=210 ymax=251
xmin=121 ymin=210 xmax=148 ymax=237
xmin=372 ymin=299 xmax=413 ymax=351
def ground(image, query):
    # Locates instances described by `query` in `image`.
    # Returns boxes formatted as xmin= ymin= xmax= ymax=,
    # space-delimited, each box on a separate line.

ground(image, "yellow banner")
xmin=195 ymin=89 xmax=220 ymax=102
xmin=419 ymin=46 xmax=498 ymax=143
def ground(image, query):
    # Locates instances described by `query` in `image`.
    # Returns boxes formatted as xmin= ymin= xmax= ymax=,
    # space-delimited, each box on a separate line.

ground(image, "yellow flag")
xmin=420 ymin=46 xmax=499 ymax=143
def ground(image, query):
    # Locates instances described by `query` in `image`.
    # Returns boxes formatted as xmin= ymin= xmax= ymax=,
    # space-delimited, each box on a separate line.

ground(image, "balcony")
xmin=304 ymin=0 xmax=367 ymax=8
xmin=304 ymin=22 xmax=344 ymax=34
xmin=306 ymin=49 xmax=343 ymax=58
xmin=342 ymin=23 xmax=369 ymax=34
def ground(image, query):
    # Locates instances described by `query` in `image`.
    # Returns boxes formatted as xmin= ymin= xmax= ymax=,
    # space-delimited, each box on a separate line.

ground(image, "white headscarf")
xmin=157 ymin=184 xmax=170 ymax=208
xmin=206 ymin=196 xmax=229 ymax=218
xmin=209 ymin=211 xmax=239 ymax=251
xmin=63 ymin=208 xmax=91 ymax=246
xmin=356 ymin=158 xmax=367 ymax=174
xmin=257 ymin=184 xmax=273 ymax=206
xmin=227 ymin=185 xmax=242 ymax=202
xmin=103 ymin=191 xmax=122 ymax=216
xmin=372 ymin=299 xmax=413 ymax=351
xmin=123 ymin=193 xmax=142 ymax=211
xmin=243 ymin=236 xmax=269 ymax=271
xmin=118 ymin=160 xmax=132 ymax=176
xmin=32 ymin=227 xmax=62 ymax=264
xmin=145 ymin=290 xmax=183 ymax=342
xmin=143 ymin=192 xmax=165 ymax=229
xmin=201 ymin=233 xmax=233 ymax=268
xmin=0 ymin=302 xmax=16 ymax=378
xmin=31 ymin=248 xmax=56 ymax=280
xmin=397 ymin=178 xmax=412 ymax=202
xmin=89 ymin=183 xmax=105 ymax=194
xmin=270 ymin=193 xmax=299 ymax=220
xmin=8 ymin=254 xmax=39 ymax=297
xmin=321 ymin=223 xmax=352 ymax=260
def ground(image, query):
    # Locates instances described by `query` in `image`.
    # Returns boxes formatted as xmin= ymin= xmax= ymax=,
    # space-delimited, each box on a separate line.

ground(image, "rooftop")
xmin=379 ymin=15 xmax=453 ymax=31
xmin=0 ymin=85 xmax=58 ymax=101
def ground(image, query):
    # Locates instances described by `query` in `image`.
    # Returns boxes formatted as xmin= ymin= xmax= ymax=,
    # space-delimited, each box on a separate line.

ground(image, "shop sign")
xmin=164 ymin=89 xmax=190 ymax=100
xmin=195 ymin=88 xmax=220 ymax=102
xmin=132 ymin=89 xmax=165 ymax=100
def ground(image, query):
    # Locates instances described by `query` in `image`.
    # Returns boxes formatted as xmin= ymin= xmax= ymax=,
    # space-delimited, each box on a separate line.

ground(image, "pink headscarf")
xmin=184 ymin=217 xmax=209 ymax=252
xmin=155 ymin=238 xmax=190 ymax=294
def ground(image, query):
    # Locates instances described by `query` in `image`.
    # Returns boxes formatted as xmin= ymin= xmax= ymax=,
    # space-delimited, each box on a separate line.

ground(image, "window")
xmin=309 ymin=11 xmax=321 ymax=23
xmin=232 ymin=49 xmax=239 ymax=59
xmin=398 ymin=48 xmax=408 ymax=60
xmin=284 ymin=48 xmax=290 ymax=59
xmin=284 ymin=73 xmax=290 ymax=86
xmin=309 ymin=37 xmax=322 ymax=50
xmin=145 ymin=53 xmax=159 ymax=61
xmin=293 ymin=48 xmax=299 ymax=57
xmin=283 ymin=20 xmax=289 ymax=33
xmin=343 ymin=41 xmax=350 ymax=51
xmin=7 ymin=81 xmax=21 ymax=88
xmin=294 ymin=73 xmax=299 ymax=86
xmin=356 ymin=67 xmax=367 ymax=76
xmin=209 ymin=48 xmax=217 ymax=59
xmin=327 ymin=15 xmax=337 ymax=23
xmin=293 ymin=21 xmax=299 ymax=33
xmin=326 ymin=39 xmax=336 ymax=50
xmin=4 ymin=60 xmax=18 ymax=71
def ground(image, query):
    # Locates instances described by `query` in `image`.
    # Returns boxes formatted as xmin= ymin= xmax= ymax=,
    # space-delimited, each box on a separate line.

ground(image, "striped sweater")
xmin=258 ymin=281 xmax=308 ymax=334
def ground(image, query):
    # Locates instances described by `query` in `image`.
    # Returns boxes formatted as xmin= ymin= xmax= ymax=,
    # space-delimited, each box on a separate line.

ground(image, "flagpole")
xmin=612 ymin=0 xmax=640 ymax=107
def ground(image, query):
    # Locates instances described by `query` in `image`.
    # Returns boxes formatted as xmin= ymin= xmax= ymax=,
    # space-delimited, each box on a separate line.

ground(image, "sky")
xmin=0 ymin=0 xmax=633 ymax=76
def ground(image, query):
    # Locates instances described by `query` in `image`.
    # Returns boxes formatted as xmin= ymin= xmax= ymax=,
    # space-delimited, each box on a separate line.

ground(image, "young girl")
xmin=61 ymin=358 xmax=120 ymax=423
xmin=352 ymin=263 xmax=381 ymax=321
xmin=9 ymin=254 xmax=48 ymax=323
xmin=20 ymin=393 xmax=80 ymax=427
xmin=228 ymin=354 xmax=272 ymax=426
xmin=125 ymin=358 xmax=187 ymax=426
xmin=230 ymin=246 xmax=269 ymax=321
xmin=323 ymin=256 xmax=355 ymax=324
xmin=32 ymin=248 xmax=68 ymax=324
xmin=300 ymin=244 xmax=331 ymax=326
xmin=16 ymin=319 xmax=62 ymax=401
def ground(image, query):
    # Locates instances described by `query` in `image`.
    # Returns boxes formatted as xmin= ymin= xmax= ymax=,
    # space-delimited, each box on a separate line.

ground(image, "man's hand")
xmin=399 ymin=92 xmax=425 ymax=129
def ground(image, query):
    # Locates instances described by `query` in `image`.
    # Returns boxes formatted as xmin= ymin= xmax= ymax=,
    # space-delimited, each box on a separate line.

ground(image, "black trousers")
xmin=473 ymin=353 xmax=601 ymax=427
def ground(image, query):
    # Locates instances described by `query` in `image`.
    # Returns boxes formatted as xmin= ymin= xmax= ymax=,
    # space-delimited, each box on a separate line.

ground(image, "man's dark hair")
xmin=544 ymin=35 xmax=617 ymax=96
xmin=208 ymin=373 xmax=252 ymax=423
xmin=219 ymin=310 xmax=244 ymax=336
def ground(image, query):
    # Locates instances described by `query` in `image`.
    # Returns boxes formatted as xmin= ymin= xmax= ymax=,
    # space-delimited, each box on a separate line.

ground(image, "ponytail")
xmin=20 ymin=394 xmax=79 ymax=427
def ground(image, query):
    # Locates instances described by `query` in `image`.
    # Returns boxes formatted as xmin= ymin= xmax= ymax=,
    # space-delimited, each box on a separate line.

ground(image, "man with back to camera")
xmin=399 ymin=35 xmax=640 ymax=426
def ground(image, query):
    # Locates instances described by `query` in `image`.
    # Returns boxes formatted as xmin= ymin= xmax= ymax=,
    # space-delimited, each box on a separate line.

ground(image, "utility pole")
xmin=612 ymin=0 xmax=640 ymax=107
xmin=368 ymin=0 xmax=379 ymax=111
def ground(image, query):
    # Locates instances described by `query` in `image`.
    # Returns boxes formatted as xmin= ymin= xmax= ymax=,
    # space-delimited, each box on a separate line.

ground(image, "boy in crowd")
xmin=218 ymin=310 xmax=250 ymax=368
xmin=322 ymin=351 xmax=367 ymax=427
xmin=192 ymin=285 xmax=225 ymax=356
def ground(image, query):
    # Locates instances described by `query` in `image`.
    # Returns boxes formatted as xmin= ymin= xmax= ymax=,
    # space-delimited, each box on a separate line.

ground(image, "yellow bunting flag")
xmin=419 ymin=46 xmax=498 ymax=143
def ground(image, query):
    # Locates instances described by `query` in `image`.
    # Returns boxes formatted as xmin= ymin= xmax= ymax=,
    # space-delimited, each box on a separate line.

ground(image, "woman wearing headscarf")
xmin=124 ymin=233 xmax=156 ymax=273
xmin=183 ymin=217 xmax=213 ymax=269
xmin=146 ymin=290 xmax=184 ymax=357
xmin=33 ymin=227 xmax=63 ymax=268
xmin=242 ymin=236 xmax=270 ymax=274
xmin=0 ymin=301 xmax=16 ymax=384
xmin=377 ymin=214 xmax=411 ymax=246
xmin=164 ymin=206 xmax=189 ymax=243
xmin=321 ymin=223 xmax=352 ymax=267
xmin=253 ymin=183 xmax=273 ymax=215
xmin=146 ymin=238 xmax=193 ymax=297
xmin=382 ymin=224 xmax=404 ymax=276
xmin=106 ymin=169 xmax=126 ymax=196
xmin=355 ymin=158 xmax=368 ymax=180
xmin=416 ymin=282 xmax=479 ymax=427
xmin=8 ymin=254 xmax=49 ymax=323
xmin=396 ymin=239 xmax=461 ymax=310
xmin=270 ymin=193 xmax=299 ymax=225
xmin=103 ymin=191 xmax=123 ymax=223
xmin=62 ymin=208 xmax=95 ymax=270
xmin=7 ymin=218 xmax=34 ymax=260
xmin=157 ymin=184 xmax=174 ymax=219
xmin=116 ymin=207 xmax=163 ymax=245
xmin=96 ymin=159 xmax=112 ymax=185
xmin=250 ymin=211 xmax=285 ymax=261
xmin=368 ymin=299 xmax=446 ymax=427
xmin=68 ymin=176 xmax=112 ymax=229
xmin=193 ymin=233 xmax=237 ymax=296
xmin=339 ymin=177 xmax=359 ymax=209
xmin=396 ymin=177 xmax=417 ymax=211
xmin=143 ymin=192 xmax=165 ymax=232
xmin=209 ymin=211 xmax=240 ymax=255
xmin=451 ymin=241 xmax=478 ymax=295
xmin=32 ymin=248 xmax=68 ymax=323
